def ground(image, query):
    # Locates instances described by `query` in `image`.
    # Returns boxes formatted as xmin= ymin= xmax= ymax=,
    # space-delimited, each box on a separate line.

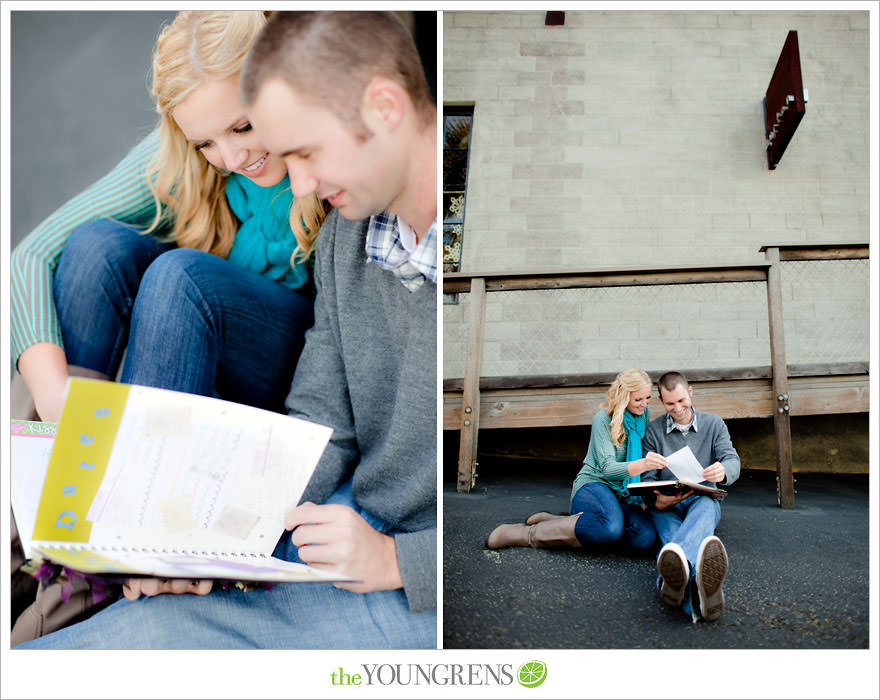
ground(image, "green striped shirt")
xmin=571 ymin=408 xmax=648 ymax=506
xmin=11 ymin=130 xmax=162 ymax=364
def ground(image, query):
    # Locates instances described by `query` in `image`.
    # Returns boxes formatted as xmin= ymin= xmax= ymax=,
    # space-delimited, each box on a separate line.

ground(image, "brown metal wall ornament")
xmin=764 ymin=30 xmax=808 ymax=170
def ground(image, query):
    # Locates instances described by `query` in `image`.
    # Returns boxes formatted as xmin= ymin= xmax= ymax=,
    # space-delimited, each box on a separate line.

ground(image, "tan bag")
xmin=10 ymin=367 xmax=117 ymax=645
xmin=11 ymin=365 xmax=110 ymax=421
xmin=10 ymin=510 xmax=38 ymax=628
xmin=10 ymin=511 xmax=117 ymax=646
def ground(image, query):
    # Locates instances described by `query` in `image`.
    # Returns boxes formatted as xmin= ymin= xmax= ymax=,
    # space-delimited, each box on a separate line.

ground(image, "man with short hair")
xmin=641 ymin=371 xmax=740 ymax=623
xmin=17 ymin=10 xmax=437 ymax=649
xmin=240 ymin=11 xmax=436 ymax=237
xmin=241 ymin=8 xmax=438 ymax=629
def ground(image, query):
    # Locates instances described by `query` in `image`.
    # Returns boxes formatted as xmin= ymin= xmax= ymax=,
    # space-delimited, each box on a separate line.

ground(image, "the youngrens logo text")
xmin=329 ymin=661 xmax=547 ymax=688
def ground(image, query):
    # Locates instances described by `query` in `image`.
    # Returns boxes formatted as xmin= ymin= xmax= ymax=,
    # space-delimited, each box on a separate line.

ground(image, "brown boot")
xmin=487 ymin=514 xmax=582 ymax=550
xmin=486 ymin=523 xmax=532 ymax=549
xmin=528 ymin=514 xmax=582 ymax=548
xmin=525 ymin=511 xmax=567 ymax=525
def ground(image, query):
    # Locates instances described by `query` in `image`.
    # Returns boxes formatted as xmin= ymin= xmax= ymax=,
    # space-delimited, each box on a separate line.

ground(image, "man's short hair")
xmin=241 ymin=11 xmax=434 ymax=140
xmin=657 ymin=371 xmax=689 ymax=399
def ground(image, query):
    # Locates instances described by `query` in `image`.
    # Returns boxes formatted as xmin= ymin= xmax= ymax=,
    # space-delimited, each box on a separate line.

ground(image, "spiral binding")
xmin=43 ymin=542 xmax=270 ymax=559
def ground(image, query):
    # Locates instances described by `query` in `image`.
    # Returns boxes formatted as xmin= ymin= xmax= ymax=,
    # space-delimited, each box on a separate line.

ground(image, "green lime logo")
xmin=517 ymin=660 xmax=547 ymax=688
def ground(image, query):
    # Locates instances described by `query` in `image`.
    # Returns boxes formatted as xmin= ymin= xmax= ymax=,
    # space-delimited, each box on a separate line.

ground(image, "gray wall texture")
xmin=443 ymin=10 xmax=870 ymax=379
xmin=11 ymin=11 xmax=177 ymax=248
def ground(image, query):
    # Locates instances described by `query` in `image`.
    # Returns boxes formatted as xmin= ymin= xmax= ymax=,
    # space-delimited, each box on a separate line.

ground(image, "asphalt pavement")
xmin=443 ymin=459 xmax=869 ymax=649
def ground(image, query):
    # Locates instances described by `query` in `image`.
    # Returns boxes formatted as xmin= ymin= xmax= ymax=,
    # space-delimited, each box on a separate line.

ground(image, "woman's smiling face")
xmin=627 ymin=385 xmax=651 ymax=415
xmin=172 ymin=74 xmax=288 ymax=187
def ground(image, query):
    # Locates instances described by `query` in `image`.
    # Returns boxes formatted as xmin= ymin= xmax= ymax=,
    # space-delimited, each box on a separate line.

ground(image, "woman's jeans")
xmin=570 ymin=482 xmax=657 ymax=554
xmin=53 ymin=220 xmax=314 ymax=413
xmin=14 ymin=478 xmax=437 ymax=649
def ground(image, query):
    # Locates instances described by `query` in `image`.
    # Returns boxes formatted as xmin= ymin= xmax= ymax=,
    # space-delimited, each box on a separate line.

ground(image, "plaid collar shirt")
xmin=365 ymin=212 xmax=438 ymax=292
xmin=666 ymin=407 xmax=699 ymax=434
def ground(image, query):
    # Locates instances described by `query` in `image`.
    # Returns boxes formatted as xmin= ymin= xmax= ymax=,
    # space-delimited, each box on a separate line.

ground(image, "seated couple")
xmin=11 ymin=11 xmax=437 ymax=649
xmin=487 ymin=369 xmax=740 ymax=623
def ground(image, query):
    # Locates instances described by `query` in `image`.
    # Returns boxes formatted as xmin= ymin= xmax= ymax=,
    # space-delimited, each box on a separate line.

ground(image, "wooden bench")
xmin=443 ymin=243 xmax=869 ymax=507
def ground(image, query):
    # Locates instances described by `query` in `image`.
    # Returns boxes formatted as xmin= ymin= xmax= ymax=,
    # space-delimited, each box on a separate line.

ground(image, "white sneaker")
xmin=656 ymin=543 xmax=689 ymax=607
xmin=696 ymin=536 xmax=729 ymax=622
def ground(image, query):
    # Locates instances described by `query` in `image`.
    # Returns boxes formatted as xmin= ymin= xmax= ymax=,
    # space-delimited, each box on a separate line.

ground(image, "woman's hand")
xmin=630 ymin=451 xmax=668 ymax=476
xmin=642 ymin=451 xmax=668 ymax=472
xmin=122 ymin=578 xmax=213 ymax=600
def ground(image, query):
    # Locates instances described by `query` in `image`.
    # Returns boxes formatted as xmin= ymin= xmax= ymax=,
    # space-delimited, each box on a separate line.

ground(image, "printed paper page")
xmin=33 ymin=379 xmax=332 ymax=559
xmin=84 ymin=383 xmax=332 ymax=554
xmin=665 ymin=445 xmax=705 ymax=482
xmin=10 ymin=421 xmax=58 ymax=556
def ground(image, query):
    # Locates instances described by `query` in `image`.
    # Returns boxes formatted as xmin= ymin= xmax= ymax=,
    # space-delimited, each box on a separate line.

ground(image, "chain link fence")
xmin=443 ymin=259 xmax=869 ymax=379
xmin=780 ymin=259 xmax=869 ymax=366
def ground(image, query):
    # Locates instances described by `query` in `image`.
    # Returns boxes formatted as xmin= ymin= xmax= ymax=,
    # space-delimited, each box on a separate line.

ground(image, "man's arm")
xmin=285 ymin=232 xmax=359 ymax=506
xmin=284 ymin=213 xmax=435 ymax=611
xmin=393 ymin=528 xmax=436 ymax=613
xmin=711 ymin=416 xmax=741 ymax=486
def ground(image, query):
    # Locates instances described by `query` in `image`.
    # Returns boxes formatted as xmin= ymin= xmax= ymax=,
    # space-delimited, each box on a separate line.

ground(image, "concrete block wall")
xmin=443 ymin=10 xmax=870 ymax=379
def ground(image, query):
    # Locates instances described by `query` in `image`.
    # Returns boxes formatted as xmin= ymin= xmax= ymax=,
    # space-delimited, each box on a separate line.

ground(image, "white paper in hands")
xmin=665 ymin=445 xmax=705 ymax=482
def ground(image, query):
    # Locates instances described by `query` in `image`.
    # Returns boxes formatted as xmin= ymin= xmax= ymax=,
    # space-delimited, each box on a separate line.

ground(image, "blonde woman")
xmin=11 ymin=10 xmax=326 ymax=424
xmin=10 ymin=10 xmax=326 ymax=644
xmin=488 ymin=369 xmax=667 ymax=553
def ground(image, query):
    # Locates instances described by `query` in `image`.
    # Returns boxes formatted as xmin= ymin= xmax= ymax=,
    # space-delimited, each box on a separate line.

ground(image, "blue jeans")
xmin=15 ymin=479 xmax=437 ymax=649
xmin=54 ymin=219 xmax=173 ymax=376
xmin=54 ymin=220 xmax=314 ymax=413
xmin=571 ymin=482 xmax=657 ymax=554
xmin=649 ymin=494 xmax=721 ymax=616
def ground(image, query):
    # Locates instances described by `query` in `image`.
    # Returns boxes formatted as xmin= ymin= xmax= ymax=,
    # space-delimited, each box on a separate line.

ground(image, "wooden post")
xmin=457 ymin=277 xmax=487 ymax=492
xmin=764 ymin=246 xmax=796 ymax=508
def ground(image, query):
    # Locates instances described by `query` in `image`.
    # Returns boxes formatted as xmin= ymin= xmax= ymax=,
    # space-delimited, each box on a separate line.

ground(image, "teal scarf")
xmin=224 ymin=173 xmax=309 ymax=290
xmin=621 ymin=408 xmax=648 ymax=494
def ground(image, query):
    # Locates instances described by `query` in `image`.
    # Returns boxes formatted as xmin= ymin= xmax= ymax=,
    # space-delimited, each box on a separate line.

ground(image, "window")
xmin=443 ymin=105 xmax=474 ymax=303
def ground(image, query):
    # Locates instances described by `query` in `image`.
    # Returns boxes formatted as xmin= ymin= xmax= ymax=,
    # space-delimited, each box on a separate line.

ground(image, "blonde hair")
xmin=602 ymin=368 xmax=652 ymax=447
xmin=146 ymin=10 xmax=325 ymax=264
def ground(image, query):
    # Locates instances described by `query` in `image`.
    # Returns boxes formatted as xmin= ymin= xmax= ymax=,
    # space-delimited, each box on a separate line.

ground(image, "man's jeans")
xmin=649 ymin=494 xmax=721 ymax=617
xmin=54 ymin=219 xmax=314 ymax=413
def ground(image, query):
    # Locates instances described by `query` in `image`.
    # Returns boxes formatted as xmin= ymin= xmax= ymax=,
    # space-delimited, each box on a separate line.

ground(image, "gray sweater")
xmin=641 ymin=409 xmax=741 ymax=488
xmin=286 ymin=210 xmax=436 ymax=613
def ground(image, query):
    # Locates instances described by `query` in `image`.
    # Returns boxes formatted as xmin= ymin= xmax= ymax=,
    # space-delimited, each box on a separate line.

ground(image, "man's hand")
xmin=702 ymin=461 xmax=726 ymax=484
xmin=653 ymin=490 xmax=693 ymax=511
xmin=122 ymin=578 xmax=213 ymax=601
xmin=285 ymin=502 xmax=403 ymax=594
